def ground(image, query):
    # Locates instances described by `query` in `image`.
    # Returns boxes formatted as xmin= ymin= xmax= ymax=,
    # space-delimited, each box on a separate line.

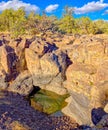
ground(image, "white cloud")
xmin=74 ymin=0 xmax=108 ymax=14
xmin=45 ymin=4 xmax=59 ymax=13
xmin=0 ymin=0 xmax=40 ymax=13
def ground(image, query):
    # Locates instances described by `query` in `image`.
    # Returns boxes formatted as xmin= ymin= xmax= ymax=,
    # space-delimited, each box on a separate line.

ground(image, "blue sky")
xmin=0 ymin=0 xmax=108 ymax=20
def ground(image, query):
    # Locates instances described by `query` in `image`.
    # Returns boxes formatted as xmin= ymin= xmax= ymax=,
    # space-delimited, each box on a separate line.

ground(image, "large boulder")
xmin=41 ymin=73 xmax=67 ymax=95
xmin=25 ymin=48 xmax=59 ymax=85
xmin=8 ymin=71 xmax=33 ymax=96
xmin=9 ymin=38 xmax=29 ymax=73
xmin=62 ymin=63 xmax=96 ymax=125
xmin=63 ymin=63 xmax=108 ymax=124
xmin=62 ymin=91 xmax=92 ymax=125
xmin=0 ymin=45 xmax=17 ymax=75
xmin=64 ymin=63 xmax=97 ymax=96
xmin=62 ymin=35 xmax=108 ymax=125
xmin=40 ymin=50 xmax=70 ymax=95
xmin=25 ymin=49 xmax=42 ymax=76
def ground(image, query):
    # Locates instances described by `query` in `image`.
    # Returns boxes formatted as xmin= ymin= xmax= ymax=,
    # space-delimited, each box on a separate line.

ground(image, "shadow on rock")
xmin=91 ymin=107 xmax=107 ymax=125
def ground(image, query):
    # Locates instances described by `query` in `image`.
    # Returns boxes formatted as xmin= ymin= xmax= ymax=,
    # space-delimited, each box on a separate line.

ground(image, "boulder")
xmin=9 ymin=38 xmax=29 ymax=73
xmin=0 ymin=45 xmax=18 ymax=76
xmin=25 ymin=49 xmax=41 ymax=76
xmin=32 ymin=53 xmax=60 ymax=86
xmin=41 ymin=73 xmax=68 ymax=95
xmin=15 ymin=49 xmax=27 ymax=72
xmin=8 ymin=71 xmax=33 ymax=96
xmin=64 ymin=63 xmax=97 ymax=96
xmin=62 ymin=91 xmax=92 ymax=125
xmin=63 ymin=60 xmax=108 ymax=125
xmin=38 ymin=51 xmax=70 ymax=95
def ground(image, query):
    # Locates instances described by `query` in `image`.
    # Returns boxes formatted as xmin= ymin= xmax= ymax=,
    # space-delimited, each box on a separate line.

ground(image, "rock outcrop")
xmin=62 ymin=35 xmax=108 ymax=125
xmin=0 ymin=34 xmax=107 ymax=127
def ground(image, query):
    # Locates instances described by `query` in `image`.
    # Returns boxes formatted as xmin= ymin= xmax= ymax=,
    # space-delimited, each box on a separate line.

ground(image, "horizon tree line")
xmin=0 ymin=6 xmax=108 ymax=38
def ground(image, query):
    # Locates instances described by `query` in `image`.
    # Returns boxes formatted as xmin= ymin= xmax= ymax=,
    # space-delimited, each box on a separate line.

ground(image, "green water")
xmin=30 ymin=89 xmax=69 ymax=114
